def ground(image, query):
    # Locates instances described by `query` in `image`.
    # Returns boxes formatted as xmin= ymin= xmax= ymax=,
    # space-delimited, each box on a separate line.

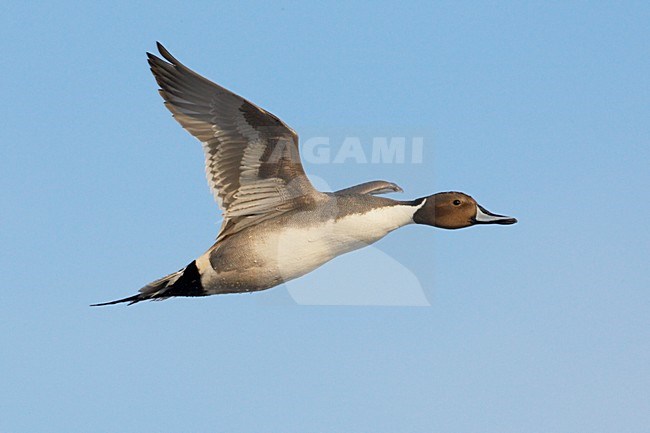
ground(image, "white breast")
xmin=256 ymin=205 xmax=418 ymax=283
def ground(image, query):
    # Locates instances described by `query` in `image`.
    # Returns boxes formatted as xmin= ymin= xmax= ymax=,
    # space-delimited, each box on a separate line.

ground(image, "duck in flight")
xmin=93 ymin=43 xmax=517 ymax=306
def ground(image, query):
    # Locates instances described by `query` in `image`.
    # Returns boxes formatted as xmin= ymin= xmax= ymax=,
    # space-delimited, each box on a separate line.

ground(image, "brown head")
xmin=412 ymin=192 xmax=517 ymax=229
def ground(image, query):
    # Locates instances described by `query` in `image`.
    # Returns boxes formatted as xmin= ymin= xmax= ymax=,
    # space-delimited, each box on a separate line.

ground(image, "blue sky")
xmin=1 ymin=1 xmax=649 ymax=432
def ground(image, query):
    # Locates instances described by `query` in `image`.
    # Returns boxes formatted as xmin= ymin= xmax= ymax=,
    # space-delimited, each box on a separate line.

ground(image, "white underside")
xmin=257 ymin=204 xmax=419 ymax=282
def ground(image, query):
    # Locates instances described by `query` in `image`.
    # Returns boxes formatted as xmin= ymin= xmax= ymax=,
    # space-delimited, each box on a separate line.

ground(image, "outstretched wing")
xmin=147 ymin=42 xmax=322 ymax=240
xmin=335 ymin=180 xmax=403 ymax=196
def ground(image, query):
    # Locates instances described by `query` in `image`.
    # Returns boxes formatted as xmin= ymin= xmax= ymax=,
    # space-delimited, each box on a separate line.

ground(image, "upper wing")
xmin=335 ymin=180 xmax=403 ymax=196
xmin=147 ymin=43 xmax=321 ymax=240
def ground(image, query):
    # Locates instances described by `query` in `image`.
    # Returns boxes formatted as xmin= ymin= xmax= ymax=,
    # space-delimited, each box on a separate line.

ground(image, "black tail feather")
xmin=90 ymin=294 xmax=143 ymax=307
xmin=91 ymin=260 xmax=205 ymax=307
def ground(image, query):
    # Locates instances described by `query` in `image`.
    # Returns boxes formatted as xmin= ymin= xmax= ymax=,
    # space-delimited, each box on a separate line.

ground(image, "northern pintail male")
xmin=93 ymin=43 xmax=517 ymax=306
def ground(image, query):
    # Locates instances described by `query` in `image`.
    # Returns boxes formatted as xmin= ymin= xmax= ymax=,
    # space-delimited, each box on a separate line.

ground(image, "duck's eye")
xmin=453 ymin=200 xmax=461 ymax=206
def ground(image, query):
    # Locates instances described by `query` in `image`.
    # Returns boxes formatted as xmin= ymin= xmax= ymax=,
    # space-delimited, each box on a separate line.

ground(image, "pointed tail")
xmin=91 ymin=261 xmax=205 ymax=306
